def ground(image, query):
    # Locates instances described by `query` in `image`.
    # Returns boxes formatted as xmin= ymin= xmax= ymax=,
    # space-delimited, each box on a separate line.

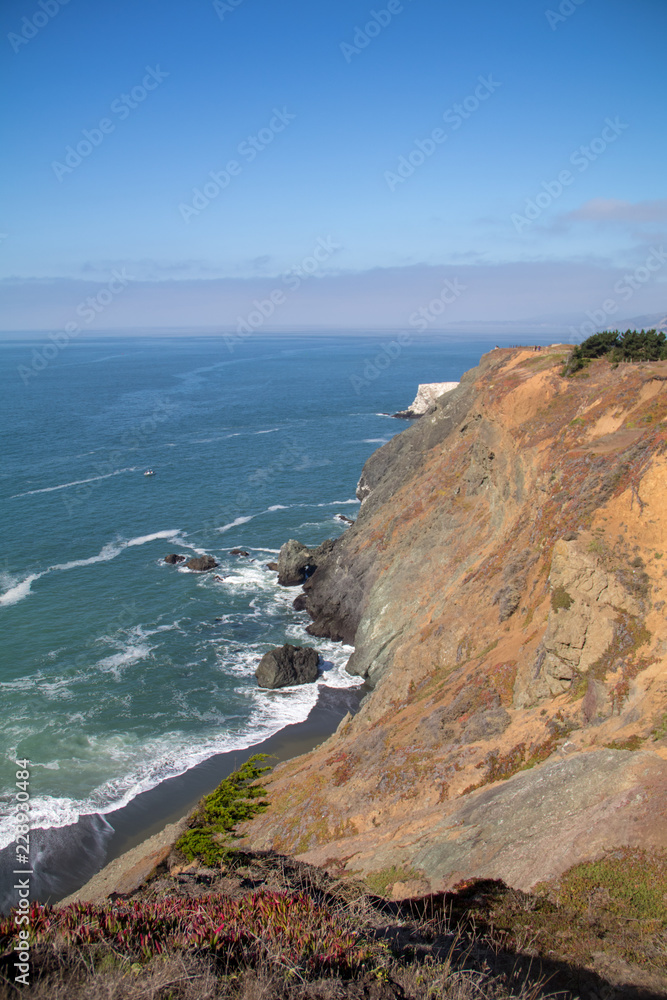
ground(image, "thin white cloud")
xmin=1 ymin=258 xmax=666 ymax=334
xmin=562 ymin=198 xmax=667 ymax=225
xmin=79 ymin=259 xmax=224 ymax=280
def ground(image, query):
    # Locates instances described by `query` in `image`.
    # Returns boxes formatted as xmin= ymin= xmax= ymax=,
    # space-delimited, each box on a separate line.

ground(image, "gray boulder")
xmin=164 ymin=554 xmax=186 ymax=565
xmin=256 ymin=644 xmax=319 ymax=689
xmin=186 ymin=555 xmax=218 ymax=572
xmin=277 ymin=538 xmax=335 ymax=587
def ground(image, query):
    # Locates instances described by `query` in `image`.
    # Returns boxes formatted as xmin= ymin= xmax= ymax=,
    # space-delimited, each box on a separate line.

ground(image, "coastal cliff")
xmin=392 ymin=380 xmax=459 ymax=418
xmin=241 ymin=346 xmax=667 ymax=894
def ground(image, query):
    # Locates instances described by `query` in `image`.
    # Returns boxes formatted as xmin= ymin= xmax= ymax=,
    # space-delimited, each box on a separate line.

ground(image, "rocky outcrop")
xmin=164 ymin=554 xmax=186 ymax=564
xmin=277 ymin=538 xmax=335 ymax=587
xmin=515 ymin=537 xmax=645 ymax=707
xmin=186 ymin=555 xmax=218 ymax=572
xmin=241 ymin=347 xmax=667 ymax=896
xmin=392 ymin=381 xmax=459 ymax=418
xmin=59 ymin=817 xmax=188 ymax=906
xmin=255 ymin=644 xmax=319 ymax=689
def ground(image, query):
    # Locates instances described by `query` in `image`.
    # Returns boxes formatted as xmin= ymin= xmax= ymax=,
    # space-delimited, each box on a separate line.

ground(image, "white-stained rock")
xmin=393 ymin=382 xmax=459 ymax=418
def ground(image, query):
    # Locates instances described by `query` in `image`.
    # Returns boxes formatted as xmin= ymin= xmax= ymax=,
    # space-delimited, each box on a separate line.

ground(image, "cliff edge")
xmin=392 ymin=380 xmax=459 ymax=418
xmin=240 ymin=346 xmax=667 ymax=898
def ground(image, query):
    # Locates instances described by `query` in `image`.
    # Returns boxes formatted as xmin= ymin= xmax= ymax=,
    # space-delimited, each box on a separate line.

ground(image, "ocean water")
xmin=0 ymin=331 xmax=498 ymax=855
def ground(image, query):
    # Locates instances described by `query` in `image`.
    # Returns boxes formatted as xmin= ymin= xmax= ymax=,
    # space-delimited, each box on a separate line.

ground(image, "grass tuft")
xmin=550 ymin=585 xmax=573 ymax=612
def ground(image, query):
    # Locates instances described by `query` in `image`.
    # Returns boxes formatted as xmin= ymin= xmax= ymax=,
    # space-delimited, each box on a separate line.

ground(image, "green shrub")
xmin=176 ymin=754 xmax=271 ymax=864
xmin=552 ymin=849 xmax=667 ymax=925
xmin=563 ymin=328 xmax=667 ymax=376
xmin=177 ymin=828 xmax=228 ymax=866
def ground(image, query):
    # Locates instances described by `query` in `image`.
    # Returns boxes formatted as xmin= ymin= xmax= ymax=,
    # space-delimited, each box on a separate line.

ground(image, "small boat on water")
xmin=144 ymin=469 xmax=155 ymax=477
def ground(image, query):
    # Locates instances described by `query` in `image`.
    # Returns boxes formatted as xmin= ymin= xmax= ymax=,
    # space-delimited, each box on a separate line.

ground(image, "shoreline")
xmin=0 ymin=683 xmax=366 ymax=912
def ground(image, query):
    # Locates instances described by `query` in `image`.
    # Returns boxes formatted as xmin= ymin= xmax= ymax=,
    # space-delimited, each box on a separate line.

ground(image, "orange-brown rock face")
xmin=240 ymin=347 xmax=667 ymax=894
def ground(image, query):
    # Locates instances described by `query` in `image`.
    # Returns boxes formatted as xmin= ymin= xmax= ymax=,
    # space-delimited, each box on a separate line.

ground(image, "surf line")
xmin=0 ymin=530 xmax=182 ymax=607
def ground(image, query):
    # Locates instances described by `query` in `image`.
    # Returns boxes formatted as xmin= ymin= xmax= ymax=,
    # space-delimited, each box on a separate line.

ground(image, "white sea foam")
xmin=0 ymin=530 xmax=182 ymax=607
xmin=0 ymin=643 xmax=362 ymax=850
xmin=218 ymin=515 xmax=254 ymax=533
xmin=131 ymin=620 xmax=184 ymax=639
xmin=96 ymin=643 xmax=152 ymax=681
xmin=10 ymin=467 xmax=139 ymax=499
xmin=223 ymin=563 xmax=279 ymax=592
xmin=216 ymin=502 xmax=358 ymax=537
xmin=314 ymin=499 xmax=360 ymax=506
xmin=38 ymin=678 xmax=77 ymax=701
xmin=0 ymin=485 xmax=367 ymax=850
xmin=0 ymin=573 xmax=41 ymax=606
xmin=217 ymin=504 xmax=290 ymax=533
xmin=126 ymin=530 xmax=182 ymax=547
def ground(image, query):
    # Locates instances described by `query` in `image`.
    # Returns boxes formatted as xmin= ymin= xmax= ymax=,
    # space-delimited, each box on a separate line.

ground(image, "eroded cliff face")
xmin=240 ymin=347 xmax=667 ymax=895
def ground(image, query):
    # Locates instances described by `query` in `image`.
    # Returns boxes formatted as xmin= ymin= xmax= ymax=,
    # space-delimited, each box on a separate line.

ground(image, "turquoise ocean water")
xmin=0 ymin=332 xmax=499 ymax=863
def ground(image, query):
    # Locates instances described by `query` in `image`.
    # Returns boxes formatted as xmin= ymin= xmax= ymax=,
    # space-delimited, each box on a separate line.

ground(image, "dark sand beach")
xmin=0 ymin=684 xmax=366 ymax=912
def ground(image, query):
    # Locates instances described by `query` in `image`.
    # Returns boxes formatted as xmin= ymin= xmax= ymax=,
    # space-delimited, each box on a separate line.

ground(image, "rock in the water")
xmin=186 ymin=555 xmax=218 ymax=572
xmin=393 ymin=382 xmax=459 ymax=419
xmin=293 ymin=593 xmax=308 ymax=611
xmin=334 ymin=514 xmax=355 ymax=525
xmin=277 ymin=538 xmax=335 ymax=587
xmin=164 ymin=554 xmax=186 ymax=565
xmin=266 ymin=562 xmax=279 ymax=571
xmin=255 ymin=644 xmax=319 ymax=689
xmin=230 ymin=549 xmax=249 ymax=557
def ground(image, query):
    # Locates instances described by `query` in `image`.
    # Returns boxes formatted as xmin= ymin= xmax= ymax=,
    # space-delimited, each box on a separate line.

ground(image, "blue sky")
xmin=1 ymin=0 xmax=666 ymax=333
